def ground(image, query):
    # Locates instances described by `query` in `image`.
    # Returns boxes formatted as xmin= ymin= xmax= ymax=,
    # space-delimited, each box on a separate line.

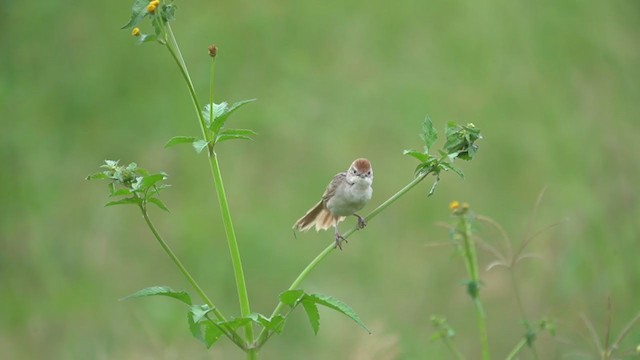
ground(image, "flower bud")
xmin=208 ymin=44 xmax=218 ymax=58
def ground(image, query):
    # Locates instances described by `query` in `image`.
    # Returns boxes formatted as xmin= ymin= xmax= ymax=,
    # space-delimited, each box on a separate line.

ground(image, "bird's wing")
xmin=322 ymin=172 xmax=346 ymax=203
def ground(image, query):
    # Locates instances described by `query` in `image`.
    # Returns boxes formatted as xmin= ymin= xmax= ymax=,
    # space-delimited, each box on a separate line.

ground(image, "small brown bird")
xmin=293 ymin=158 xmax=373 ymax=249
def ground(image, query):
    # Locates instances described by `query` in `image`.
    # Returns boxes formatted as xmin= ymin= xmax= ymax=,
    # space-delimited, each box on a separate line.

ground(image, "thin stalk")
xmin=164 ymin=25 xmax=209 ymax=141
xmin=442 ymin=337 xmax=466 ymax=360
xmin=256 ymin=171 xmax=431 ymax=347
xmin=505 ymin=338 xmax=527 ymax=360
xmin=138 ymin=203 xmax=227 ymax=323
xmin=458 ymin=215 xmax=490 ymax=360
xmin=209 ymin=153 xmax=255 ymax=351
xmin=162 ymin=24 xmax=254 ymax=357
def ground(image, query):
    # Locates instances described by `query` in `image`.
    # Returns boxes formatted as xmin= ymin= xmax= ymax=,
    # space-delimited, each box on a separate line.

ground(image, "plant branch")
xmin=457 ymin=214 xmax=490 ymax=360
xmin=137 ymin=203 xmax=228 ymax=324
xmin=256 ymin=170 xmax=432 ymax=346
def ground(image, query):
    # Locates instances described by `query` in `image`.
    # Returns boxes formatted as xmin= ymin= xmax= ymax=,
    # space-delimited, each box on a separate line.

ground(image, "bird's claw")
xmin=335 ymin=233 xmax=347 ymax=250
xmin=355 ymin=214 xmax=367 ymax=230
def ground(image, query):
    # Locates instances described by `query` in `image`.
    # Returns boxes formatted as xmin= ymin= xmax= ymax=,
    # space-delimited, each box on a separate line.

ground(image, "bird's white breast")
xmin=326 ymin=178 xmax=372 ymax=216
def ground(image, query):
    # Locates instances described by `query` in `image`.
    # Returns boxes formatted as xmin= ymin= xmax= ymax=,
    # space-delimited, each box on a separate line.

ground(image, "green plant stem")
xmin=208 ymin=153 xmax=255 ymax=352
xmin=443 ymin=337 xmax=466 ymax=360
xmin=163 ymin=24 xmax=255 ymax=357
xmin=256 ymin=171 xmax=431 ymax=347
xmin=505 ymin=338 xmax=526 ymax=360
xmin=138 ymin=204 xmax=227 ymax=323
xmin=458 ymin=215 xmax=490 ymax=360
xmin=164 ymin=25 xmax=209 ymax=141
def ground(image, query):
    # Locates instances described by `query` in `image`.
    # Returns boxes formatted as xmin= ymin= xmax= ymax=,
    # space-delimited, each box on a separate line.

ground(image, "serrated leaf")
xmin=120 ymin=286 xmax=192 ymax=305
xmin=105 ymin=197 xmax=141 ymax=207
xmin=246 ymin=313 xmax=285 ymax=333
xmin=222 ymin=317 xmax=252 ymax=331
xmin=203 ymin=99 xmax=256 ymax=133
xmin=187 ymin=305 xmax=223 ymax=348
xmin=215 ymin=134 xmax=253 ymax=143
xmin=421 ymin=116 xmax=438 ymax=152
xmin=306 ymin=293 xmax=370 ymax=334
xmin=192 ymin=139 xmax=210 ymax=154
xmin=139 ymin=173 xmax=167 ymax=189
xmin=268 ymin=315 xmax=285 ymax=334
xmin=164 ymin=136 xmax=198 ymax=148
xmin=86 ymin=172 xmax=109 ymax=180
xmin=220 ymin=129 xmax=258 ymax=136
xmin=160 ymin=3 xmax=177 ymax=22
xmin=403 ymin=149 xmax=429 ymax=163
xmin=301 ymin=299 xmax=320 ymax=335
xmin=147 ymin=197 xmax=169 ymax=212
xmin=110 ymin=188 xmax=132 ymax=197
xmin=440 ymin=162 xmax=464 ymax=178
xmin=104 ymin=160 xmax=119 ymax=168
xmin=121 ymin=0 xmax=150 ymax=29
xmin=279 ymin=289 xmax=305 ymax=307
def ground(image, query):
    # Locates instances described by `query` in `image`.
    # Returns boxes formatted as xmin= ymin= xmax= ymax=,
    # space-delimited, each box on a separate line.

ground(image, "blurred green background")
xmin=1 ymin=0 xmax=639 ymax=358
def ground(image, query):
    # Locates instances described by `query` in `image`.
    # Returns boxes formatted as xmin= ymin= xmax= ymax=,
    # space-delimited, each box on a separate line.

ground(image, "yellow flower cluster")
xmin=131 ymin=27 xmax=141 ymax=36
xmin=449 ymin=200 xmax=469 ymax=213
xmin=147 ymin=0 xmax=160 ymax=14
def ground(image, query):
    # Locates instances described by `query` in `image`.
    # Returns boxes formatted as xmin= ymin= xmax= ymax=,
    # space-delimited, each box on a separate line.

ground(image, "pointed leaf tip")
xmin=120 ymin=286 xmax=192 ymax=305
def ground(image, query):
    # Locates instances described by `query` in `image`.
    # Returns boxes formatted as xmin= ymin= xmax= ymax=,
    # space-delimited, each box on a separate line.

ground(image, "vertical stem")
xmin=163 ymin=25 xmax=254 ymax=356
xmin=458 ymin=215 xmax=490 ymax=360
xmin=209 ymin=153 xmax=254 ymax=348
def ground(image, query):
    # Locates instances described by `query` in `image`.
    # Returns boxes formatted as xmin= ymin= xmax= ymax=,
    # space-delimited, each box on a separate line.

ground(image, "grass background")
xmin=1 ymin=0 xmax=639 ymax=358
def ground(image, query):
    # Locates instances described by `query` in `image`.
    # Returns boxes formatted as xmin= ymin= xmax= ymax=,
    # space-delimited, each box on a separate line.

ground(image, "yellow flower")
xmin=150 ymin=0 xmax=160 ymax=5
xmin=131 ymin=27 xmax=141 ymax=36
xmin=449 ymin=201 xmax=460 ymax=211
xmin=147 ymin=3 xmax=157 ymax=13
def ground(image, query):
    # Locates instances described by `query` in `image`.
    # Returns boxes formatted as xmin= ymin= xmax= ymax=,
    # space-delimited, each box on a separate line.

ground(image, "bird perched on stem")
xmin=293 ymin=158 xmax=373 ymax=249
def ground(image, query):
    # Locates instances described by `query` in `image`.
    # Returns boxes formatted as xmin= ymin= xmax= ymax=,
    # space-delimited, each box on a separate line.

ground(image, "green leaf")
xmin=86 ymin=172 xmax=109 ymax=180
xmin=301 ymin=299 xmax=320 ymax=335
xmin=192 ymin=139 xmax=210 ymax=154
xmin=203 ymin=99 xmax=256 ymax=133
xmin=120 ymin=286 xmax=192 ymax=305
xmin=215 ymin=134 xmax=253 ymax=143
xmin=221 ymin=317 xmax=252 ymax=331
xmin=164 ymin=136 xmax=198 ymax=148
xmin=267 ymin=315 xmax=285 ymax=334
xmin=421 ymin=116 xmax=438 ymax=152
xmin=147 ymin=197 xmax=169 ymax=212
xmin=439 ymin=162 xmax=464 ymax=178
xmin=121 ymin=0 xmax=150 ymax=29
xmin=427 ymin=175 xmax=440 ymax=197
xmin=110 ymin=188 xmax=132 ymax=197
xmin=105 ymin=197 xmax=141 ymax=207
xmin=220 ymin=129 xmax=258 ymax=137
xmin=160 ymin=3 xmax=177 ymax=22
xmin=279 ymin=289 xmax=305 ymax=307
xmin=137 ymin=34 xmax=157 ymax=44
xmin=139 ymin=173 xmax=167 ymax=190
xmin=187 ymin=305 xmax=223 ymax=348
xmin=104 ymin=159 xmax=119 ymax=168
xmin=246 ymin=313 xmax=285 ymax=333
xmin=403 ymin=149 xmax=429 ymax=163
xmin=306 ymin=293 xmax=370 ymax=334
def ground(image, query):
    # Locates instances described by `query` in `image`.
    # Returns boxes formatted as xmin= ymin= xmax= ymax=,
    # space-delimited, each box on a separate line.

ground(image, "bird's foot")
xmin=335 ymin=233 xmax=347 ymax=250
xmin=355 ymin=214 xmax=367 ymax=230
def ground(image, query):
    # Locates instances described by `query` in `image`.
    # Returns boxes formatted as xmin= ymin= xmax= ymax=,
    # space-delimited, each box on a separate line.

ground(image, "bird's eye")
xmin=367 ymin=171 xmax=371 ymax=175
xmin=352 ymin=169 xmax=357 ymax=174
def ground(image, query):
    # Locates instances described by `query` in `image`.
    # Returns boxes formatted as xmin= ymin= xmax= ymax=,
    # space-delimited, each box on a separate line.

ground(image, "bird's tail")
xmin=293 ymin=201 xmax=345 ymax=232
